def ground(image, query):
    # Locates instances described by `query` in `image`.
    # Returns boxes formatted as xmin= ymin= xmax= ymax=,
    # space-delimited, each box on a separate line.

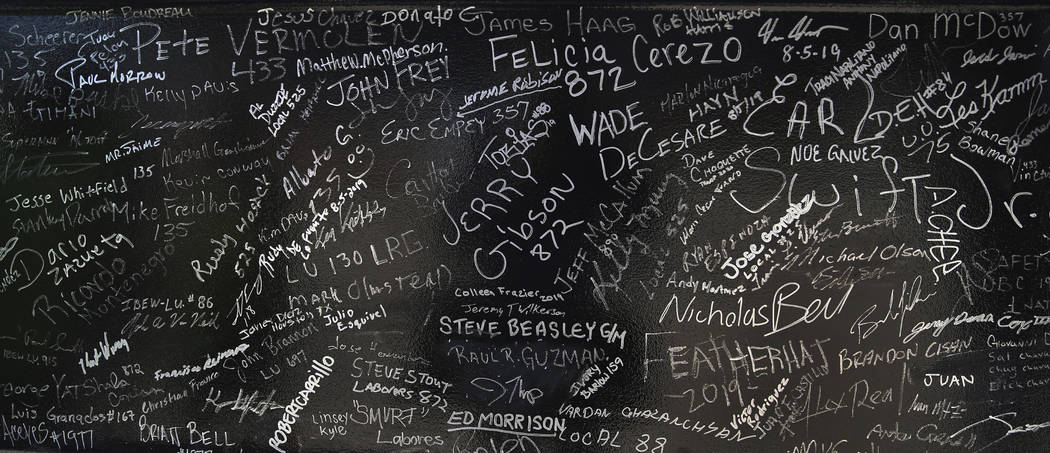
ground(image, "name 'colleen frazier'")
xmin=268 ymin=356 xmax=335 ymax=453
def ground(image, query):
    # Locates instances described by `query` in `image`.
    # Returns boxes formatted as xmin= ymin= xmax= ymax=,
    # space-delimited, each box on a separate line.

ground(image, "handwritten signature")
xmin=952 ymin=412 xmax=1050 ymax=452
xmin=202 ymin=387 xmax=283 ymax=423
